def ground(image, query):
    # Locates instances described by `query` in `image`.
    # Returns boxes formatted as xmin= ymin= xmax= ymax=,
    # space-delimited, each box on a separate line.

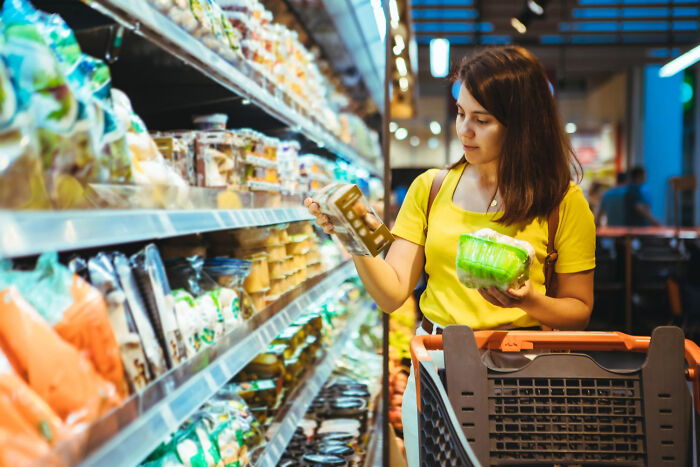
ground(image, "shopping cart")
xmin=410 ymin=326 xmax=700 ymax=466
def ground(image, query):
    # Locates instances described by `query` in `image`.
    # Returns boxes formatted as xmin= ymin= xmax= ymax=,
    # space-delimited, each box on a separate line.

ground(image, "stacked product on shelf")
xmin=141 ymin=280 xmax=366 ymax=466
xmin=0 ymin=219 xmax=338 ymax=466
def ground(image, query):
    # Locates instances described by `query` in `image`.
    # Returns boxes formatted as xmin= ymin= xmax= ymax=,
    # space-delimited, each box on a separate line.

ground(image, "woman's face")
xmin=455 ymin=84 xmax=506 ymax=166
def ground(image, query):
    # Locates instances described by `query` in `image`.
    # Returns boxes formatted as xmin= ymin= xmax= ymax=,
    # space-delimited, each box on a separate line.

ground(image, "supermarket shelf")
xmin=0 ymin=207 xmax=312 ymax=258
xmin=255 ymin=303 xmax=372 ymax=466
xmin=363 ymin=396 xmax=384 ymax=467
xmin=83 ymin=0 xmax=381 ymax=176
xmin=72 ymin=260 xmax=357 ymax=467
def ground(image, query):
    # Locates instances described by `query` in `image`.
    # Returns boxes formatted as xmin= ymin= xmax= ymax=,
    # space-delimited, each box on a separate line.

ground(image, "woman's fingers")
xmin=304 ymin=198 xmax=321 ymax=215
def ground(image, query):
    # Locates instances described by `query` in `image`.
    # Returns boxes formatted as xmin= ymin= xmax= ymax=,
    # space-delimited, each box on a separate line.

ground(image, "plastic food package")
xmin=171 ymin=289 xmax=206 ymax=357
xmin=153 ymin=132 xmax=197 ymax=186
xmin=112 ymin=253 xmax=168 ymax=379
xmin=131 ymin=245 xmax=188 ymax=369
xmin=194 ymin=132 xmax=236 ymax=188
xmin=456 ymin=228 xmax=535 ymax=292
xmin=0 ymin=348 xmax=66 ymax=464
xmin=315 ymin=183 xmax=393 ymax=257
xmin=0 ymin=287 xmax=121 ymax=425
xmin=193 ymin=113 xmax=227 ymax=131
xmin=227 ymin=379 xmax=279 ymax=408
xmin=1 ymin=0 xmax=99 ymax=209
xmin=0 ymin=253 xmax=128 ymax=398
xmin=88 ymin=252 xmax=153 ymax=391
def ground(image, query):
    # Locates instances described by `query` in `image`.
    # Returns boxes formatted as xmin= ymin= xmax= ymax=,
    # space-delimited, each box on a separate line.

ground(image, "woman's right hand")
xmin=304 ymin=198 xmax=335 ymax=234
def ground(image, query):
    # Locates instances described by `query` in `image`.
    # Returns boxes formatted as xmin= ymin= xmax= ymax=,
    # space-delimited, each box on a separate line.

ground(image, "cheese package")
xmin=456 ymin=228 xmax=535 ymax=292
xmin=314 ymin=183 xmax=393 ymax=257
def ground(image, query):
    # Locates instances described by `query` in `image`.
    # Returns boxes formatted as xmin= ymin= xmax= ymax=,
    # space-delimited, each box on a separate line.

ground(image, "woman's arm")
xmin=478 ymin=270 xmax=594 ymax=330
xmin=305 ymin=197 xmax=425 ymax=313
xmin=353 ymin=238 xmax=426 ymax=312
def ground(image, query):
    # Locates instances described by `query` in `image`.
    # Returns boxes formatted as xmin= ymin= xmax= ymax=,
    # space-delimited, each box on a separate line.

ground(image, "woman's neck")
xmin=465 ymin=160 xmax=499 ymax=188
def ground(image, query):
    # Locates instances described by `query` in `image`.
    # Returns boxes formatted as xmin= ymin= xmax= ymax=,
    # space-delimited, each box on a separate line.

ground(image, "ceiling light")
xmin=389 ymin=121 xmax=399 ymax=133
xmin=396 ymin=57 xmax=408 ymax=76
xmin=369 ymin=0 xmax=386 ymax=41
xmin=527 ymin=0 xmax=544 ymax=16
xmin=395 ymin=128 xmax=408 ymax=140
xmin=393 ymin=34 xmax=405 ymax=56
xmin=429 ymin=38 xmax=450 ymax=78
xmin=410 ymin=136 xmax=420 ymax=147
xmin=428 ymin=137 xmax=440 ymax=149
xmin=659 ymin=44 xmax=700 ymax=78
xmin=389 ymin=0 xmax=400 ymax=29
xmin=430 ymin=121 xmax=442 ymax=135
xmin=510 ymin=16 xmax=527 ymax=34
xmin=399 ymin=77 xmax=409 ymax=91
xmin=565 ymin=122 xmax=577 ymax=134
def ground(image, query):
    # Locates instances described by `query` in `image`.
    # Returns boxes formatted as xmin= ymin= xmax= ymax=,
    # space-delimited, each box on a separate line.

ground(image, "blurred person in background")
xmin=596 ymin=171 xmax=628 ymax=226
xmin=587 ymin=180 xmax=606 ymax=220
xmin=624 ymin=166 xmax=661 ymax=227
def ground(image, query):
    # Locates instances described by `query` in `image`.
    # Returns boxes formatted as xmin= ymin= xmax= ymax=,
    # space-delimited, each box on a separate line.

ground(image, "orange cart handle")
xmin=409 ymin=330 xmax=700 ymax=415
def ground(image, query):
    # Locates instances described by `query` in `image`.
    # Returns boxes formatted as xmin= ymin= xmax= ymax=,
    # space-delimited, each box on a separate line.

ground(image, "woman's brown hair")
xmin=451 ymin=45 xmax=582 ymax=225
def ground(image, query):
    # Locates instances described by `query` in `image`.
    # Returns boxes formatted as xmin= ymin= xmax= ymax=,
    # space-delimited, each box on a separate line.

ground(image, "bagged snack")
xmin=89 ymin=252 xmax=153 ymax=392
xmin=0 ymin=287 xmax=121 ymax=425
xmin=2 ymin=0 xmax=99 ymax=208
xmin=315 ymin=183 xmax=393 ymax=256
xmin=112 ymin=253 xmax=168 ymax=379
xmin=131 ymin=245 xmax=188 ymax=369
xmin=456 ymin=228 xmax=535 ymax=291
xmin=171 ymin=289 xmax=205 ymax=357
xmin=0 ymin=253 xmax=128 ymax=397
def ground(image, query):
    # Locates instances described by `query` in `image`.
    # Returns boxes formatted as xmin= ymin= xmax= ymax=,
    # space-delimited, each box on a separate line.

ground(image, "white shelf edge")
xmin=255 ymin=302 xmax=372 ymax=466
xmin=84 ymin=0 xmax=380 ymax=176
xmin=0 ymin=207 xmax=313 ymax=258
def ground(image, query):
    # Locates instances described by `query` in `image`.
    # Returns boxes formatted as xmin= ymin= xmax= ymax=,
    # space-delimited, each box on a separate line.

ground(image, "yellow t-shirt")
xmin=391 ymin=162 xmax=596 ymax=329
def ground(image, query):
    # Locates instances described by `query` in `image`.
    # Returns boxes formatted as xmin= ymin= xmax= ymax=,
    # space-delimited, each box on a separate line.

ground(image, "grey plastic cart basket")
xmin=411 ymin=326 xmax=700 ymax=466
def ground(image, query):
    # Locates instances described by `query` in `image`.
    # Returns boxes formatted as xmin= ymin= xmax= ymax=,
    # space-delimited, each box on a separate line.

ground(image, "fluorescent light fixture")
xmin=393 ymin=34 xmax=405 ymax=55
xmin=428 ymin=137 xmax=440 ymax=149
xmin=389 ymin=0 xmax=400 ymax=29
xmin=565 ymin=122 xmax=577 ymax=134
xmin=528 ymin=0 xmax=544 ymax=15
xmin=429 ymin=38 xmax=450 ymax=78
xmin=430 ymin=121 xmax=442 ymax=135
xmin=396 ymin=57 xmax=408 ymax=76
xmin=511 ymin=16 xmax=527 ymax=34
xmin=395 ymin=128 xmax=408 ymax=140
xmin=659 ymin=44 xmax=700 ymax=78
xmin=399 ymin=77 xmax=409 ymax=91
xmin=370 ymin=0 xmax=386 ymax=41
xmin=389 ymin=121 xmax=399 ymax=133
xmin=410 ymin=136 xmax=420 ymax=147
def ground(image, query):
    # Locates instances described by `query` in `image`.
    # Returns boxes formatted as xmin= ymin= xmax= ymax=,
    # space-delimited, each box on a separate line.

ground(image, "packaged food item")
xmin=314 ymin=183 xmax=393 ymax=257
xmin=195 ymin=131 xmax=237 ymax=188
xmin=113 ymin=252 xmax=168 ymax=379
xmin=301 ymin=453 xmax=347 ymax=466
xmin=193 ymin=113 xmax=227 ymax=131
xmin=227 ymin=379 xmax=279 ymax=408
xmin=203 ymin=394 xmax=266 ymax=463
xmin=171 ymin=289 xmax=208 ymax=356
xmin=89 ymin=252 xmax=153 ymax=391
xmin=236 ymin=344 xmax=286 ymax=380
xmin=0 ymin=287 xmax=121 ymax=424
xmin=131 ymin=245 xmax=188 ymax=369
xmin=456 ymin=228 xmax=535 ymax=291
xmin=153 ymin=132 xmax=197 ymax=186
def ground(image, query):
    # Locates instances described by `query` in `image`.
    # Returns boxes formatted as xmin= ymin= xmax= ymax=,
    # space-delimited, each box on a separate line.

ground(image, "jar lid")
xmin=301 ymin=453 xmax=346 ymax=466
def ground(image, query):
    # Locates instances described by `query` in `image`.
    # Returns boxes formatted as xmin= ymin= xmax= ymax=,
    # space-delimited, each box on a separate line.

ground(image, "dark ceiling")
xmin=411 ymin=0 xmax=700 ymax=95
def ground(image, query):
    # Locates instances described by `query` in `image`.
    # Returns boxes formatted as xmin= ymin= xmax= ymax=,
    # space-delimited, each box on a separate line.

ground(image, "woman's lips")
xmin=463 ymin=145 xmax=478 ymax=151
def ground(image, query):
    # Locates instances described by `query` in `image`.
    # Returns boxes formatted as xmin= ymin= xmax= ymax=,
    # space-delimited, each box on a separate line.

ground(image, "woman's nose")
xmin=457 ymin=120 xmax=475 ymax=138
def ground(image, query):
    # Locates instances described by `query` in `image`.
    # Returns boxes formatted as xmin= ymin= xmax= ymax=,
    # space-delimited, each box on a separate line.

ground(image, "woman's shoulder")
xmin=559 ymin=181 xmax=595 ymax=218
xmin=562 ymin=181 xmax=586 ymax=205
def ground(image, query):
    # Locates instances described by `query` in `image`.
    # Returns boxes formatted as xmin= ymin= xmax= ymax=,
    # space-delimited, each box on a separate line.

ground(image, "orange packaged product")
xmin=53 ymin=275 xmax=128 ymax=399
xmin=0 ymin=287 xmax=122 ymax=425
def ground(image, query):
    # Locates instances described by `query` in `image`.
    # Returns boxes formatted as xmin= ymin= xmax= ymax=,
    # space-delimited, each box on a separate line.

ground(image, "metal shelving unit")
xmin=254 ymin=303 xmax=372 ymax=466
xmin=66 ymin=261 xmax=357 ymax=467
xmin=81 ymin=0 xmax=381 ymax=176
xmin=0 ymin=207 xmax=312 ymax=258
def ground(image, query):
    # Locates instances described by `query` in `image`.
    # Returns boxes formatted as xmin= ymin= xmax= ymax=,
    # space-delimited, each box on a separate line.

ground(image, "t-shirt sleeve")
xmin=391 ymin=169 xmax=438 ymax=246
xmin=554 ymin=184 xmax=596 ymax=273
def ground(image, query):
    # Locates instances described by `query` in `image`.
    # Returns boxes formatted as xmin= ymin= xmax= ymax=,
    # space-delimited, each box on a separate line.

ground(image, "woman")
xmin=305 ymin=45 xmax=595 ymax=466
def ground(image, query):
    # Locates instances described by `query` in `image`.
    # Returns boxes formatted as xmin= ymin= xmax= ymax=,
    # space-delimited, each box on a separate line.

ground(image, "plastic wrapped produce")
xmin=0 ymin=287 xmax=121 ymax=425
xmin=88 ymin=252 xmax=153 ymax=392
xmin=456 ymin=228 xmax=535 ymax=291
xmin=1 ymin=0 xmax=99 ymax=208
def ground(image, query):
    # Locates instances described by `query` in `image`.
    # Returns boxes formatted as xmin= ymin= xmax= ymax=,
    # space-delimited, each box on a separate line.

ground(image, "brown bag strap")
xmin=544 ymin=206 xmax=560 ymax=297
xmin=425 ymin=169 xmax=448 ymax=233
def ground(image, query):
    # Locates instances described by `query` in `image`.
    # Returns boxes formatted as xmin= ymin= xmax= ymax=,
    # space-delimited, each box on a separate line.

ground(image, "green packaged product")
xmin=456 ymin=228 xmax=535 ymax=291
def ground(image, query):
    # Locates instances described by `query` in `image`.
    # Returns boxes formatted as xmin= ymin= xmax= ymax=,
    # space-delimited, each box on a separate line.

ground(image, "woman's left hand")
xmin=478 ymin=280 xmax=534 ymax=308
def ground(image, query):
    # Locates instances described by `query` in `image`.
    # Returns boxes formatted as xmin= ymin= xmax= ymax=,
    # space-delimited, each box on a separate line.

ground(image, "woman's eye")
xmin=476 ymin=119 xmax=487 ymax=124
